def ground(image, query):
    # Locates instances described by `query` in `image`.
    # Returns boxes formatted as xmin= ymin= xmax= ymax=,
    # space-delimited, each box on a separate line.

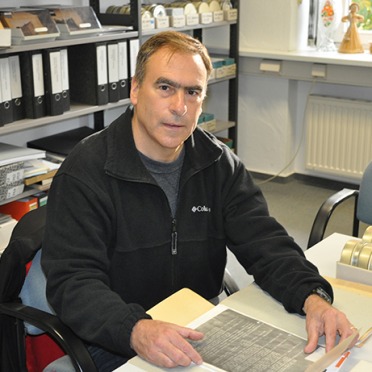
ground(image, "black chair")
xmin=307 ymin=161 xmax=372 ymax=248
xmin=223 ymin=268 xmax=239 ymax=296
xmin=0 ymin=206 xmax=239 ymax=371
xmin=0 ymin=206 xmax=97 ymax=372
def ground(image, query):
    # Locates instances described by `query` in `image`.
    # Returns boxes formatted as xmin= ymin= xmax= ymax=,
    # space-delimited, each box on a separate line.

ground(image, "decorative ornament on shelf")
xmin=316 ymin=0 xmax=342 ymax=51
xmin=338 ymin=2 xmax=364 ymax=54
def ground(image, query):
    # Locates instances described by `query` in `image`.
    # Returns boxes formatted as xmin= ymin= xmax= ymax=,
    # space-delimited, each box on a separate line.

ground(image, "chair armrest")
xmin=223 ymin=268 xmax=240 ymax=296
xmin=307 ymin=188 xmax=359 ymax=249
xmin=0 ymin=302 xmax=97 ymax=372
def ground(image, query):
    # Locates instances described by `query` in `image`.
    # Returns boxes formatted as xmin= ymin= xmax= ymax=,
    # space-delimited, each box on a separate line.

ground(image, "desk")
xmin=117 ymin=233 xmax=372 ymax=371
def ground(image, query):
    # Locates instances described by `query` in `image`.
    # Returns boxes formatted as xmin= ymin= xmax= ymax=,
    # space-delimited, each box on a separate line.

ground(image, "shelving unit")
xmin=0 ymin=0 xmax=239 ymax=205
xmin=91 ymin=0 xmax=240 ymax=150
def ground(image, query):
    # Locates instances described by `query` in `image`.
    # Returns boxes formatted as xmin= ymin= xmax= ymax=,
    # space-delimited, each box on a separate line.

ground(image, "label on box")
xmin=170 ymin=15 xmax=186 ymax=28
xmin=155 ymin=16 xmax=169 ymax=29
xmin=215 ymin=66 xmax=227 ymax=79
xmin=225 ymin=9 xmax=238 ymax=21
xmin=5 ymin=169 xmax=24 ymax=185
xmin=225 ymin=64 xmax=236 ymax=77
xmin=186 ymin=14 xmax=199 ymax=26
xmin=200 ymin=12 xmax=213 ymax=24
xmin=213 ymin=10 xmax=224 ymax=23
xmin=142 ymin=18 xmax=155 ymax=30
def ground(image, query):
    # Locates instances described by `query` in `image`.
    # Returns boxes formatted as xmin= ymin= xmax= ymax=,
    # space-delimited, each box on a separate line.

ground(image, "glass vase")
xmin=316 ymin=0 xmax=342 ymax=51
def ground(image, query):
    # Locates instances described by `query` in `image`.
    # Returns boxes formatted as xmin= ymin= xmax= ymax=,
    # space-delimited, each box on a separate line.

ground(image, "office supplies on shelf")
xmin=47 ymin=6 xmax=102 ymax=39
xmin=60 ymin=48 xmax=70 ymax=112
xmin=107 ymin=41 xmax=120 ymax=103
xmin=128 ymin=38 xmax=139 ymax=78
xmin=43 ymin=48 xmax=64 ymax=116
xmin=0 ymin=56 xmax=13 ymax=125
xmin=118 ymin=40 xmax=129 ymax=100
xmin=8 ymin=54 xmax=24 ymax=121
xmin=20 ymin=51 xmax=46 ymax=119
xmin=68 ymin=42 xmax=109 ymax=105
xmin=0 ymin=8 xmax=60 ymax=45
xmin=27 ymin=126 xmax=96 ymax=157
xmin=0 ymin=196 xmax=38 ymax=220
xmin=0 ymin=143 xmax=45 ymax=167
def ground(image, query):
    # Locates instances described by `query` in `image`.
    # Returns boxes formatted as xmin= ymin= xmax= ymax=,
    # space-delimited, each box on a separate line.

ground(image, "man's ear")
xmin=130 ymin=77 xmax=139 ymax=104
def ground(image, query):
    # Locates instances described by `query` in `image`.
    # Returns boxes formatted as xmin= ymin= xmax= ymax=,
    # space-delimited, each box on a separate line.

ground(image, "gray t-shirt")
xmin=139 ymin=149 xmax=185 ymax=217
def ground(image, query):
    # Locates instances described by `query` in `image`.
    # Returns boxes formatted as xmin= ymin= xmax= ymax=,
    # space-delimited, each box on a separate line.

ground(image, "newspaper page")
xmin=190 ymin=308 xmax=312 ymax=372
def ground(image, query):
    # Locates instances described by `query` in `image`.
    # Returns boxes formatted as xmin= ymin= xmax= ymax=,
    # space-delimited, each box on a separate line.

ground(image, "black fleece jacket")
xmin=42 ymin=107 xmax=332 ymax=358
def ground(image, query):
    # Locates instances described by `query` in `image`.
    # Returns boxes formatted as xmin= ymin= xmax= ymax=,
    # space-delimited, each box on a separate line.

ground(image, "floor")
xmin=226 ymin=174 xmax=365 ymax=289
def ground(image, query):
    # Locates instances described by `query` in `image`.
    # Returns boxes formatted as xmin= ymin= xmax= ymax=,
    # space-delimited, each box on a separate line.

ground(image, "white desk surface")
xmin=305 ymin=232 xmax=354 ymax=277
xmin=117 ymin=233 xmax=372 ymax=371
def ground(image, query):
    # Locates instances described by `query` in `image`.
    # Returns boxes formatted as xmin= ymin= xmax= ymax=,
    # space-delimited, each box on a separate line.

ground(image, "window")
xmin=353 ymin=0 xmax=372 ymax=30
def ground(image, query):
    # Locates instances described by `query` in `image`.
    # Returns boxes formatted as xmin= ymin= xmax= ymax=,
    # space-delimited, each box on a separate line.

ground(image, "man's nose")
xmin=170 ymin=91 xmax=187 ymax=117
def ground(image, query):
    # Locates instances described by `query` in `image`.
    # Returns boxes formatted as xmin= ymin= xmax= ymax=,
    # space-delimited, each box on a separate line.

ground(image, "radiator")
xmin=305 ymin=95 xmax=372 ymax=179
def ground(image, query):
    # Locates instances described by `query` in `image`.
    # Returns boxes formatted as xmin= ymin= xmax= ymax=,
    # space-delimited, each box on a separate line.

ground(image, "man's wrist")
xmin=302 ymin=287 xmax=332 ymax=314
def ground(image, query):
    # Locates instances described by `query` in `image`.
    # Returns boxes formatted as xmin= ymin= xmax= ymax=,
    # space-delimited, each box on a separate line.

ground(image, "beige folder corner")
xmin=147 ymin=288 xmax=214 ymax=326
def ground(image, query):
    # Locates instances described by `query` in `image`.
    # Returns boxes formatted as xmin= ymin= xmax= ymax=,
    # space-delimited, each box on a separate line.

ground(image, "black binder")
xmin=43 ymin=48 xmax=64 ymax=116
xmin=20 ymin=51 xmax=47 ymax=119
xmin=0 ymin=56 xmax=14 ymax=125
xmin=8 ymin=55 xmax=25 ymax=121
xmin=107 ymin=41 xmax=120 ymax=103
xmin=27 ymin=126 xmax=96 ymax=156
xmin=68 ymin=42 xmax=109 ymax=106
xmin=118 ymin=40 xmax=129 ymax=100
xmin=60 ymin=48 xmax=70 ymax=112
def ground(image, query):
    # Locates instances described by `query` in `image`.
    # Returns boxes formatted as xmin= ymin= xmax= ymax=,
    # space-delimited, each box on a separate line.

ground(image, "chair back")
xmin=0 ymin=206 xmax=48 ymax=371
xmin=357 ymin=161 xmax=372 ymax=225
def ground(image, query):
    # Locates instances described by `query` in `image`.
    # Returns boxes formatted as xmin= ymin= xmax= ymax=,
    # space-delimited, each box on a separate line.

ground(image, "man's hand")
xmin=130 ymin=319 xmax=204 ymax=368
xmin=303 ymin=294 xmax=359 ymax=353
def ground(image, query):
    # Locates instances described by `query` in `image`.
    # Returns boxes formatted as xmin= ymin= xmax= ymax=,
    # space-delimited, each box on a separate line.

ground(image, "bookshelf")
xmin=90 ymin=0 xmax=240 ymax=150
xmin=0 ymin=1 xmax=240 ymax=205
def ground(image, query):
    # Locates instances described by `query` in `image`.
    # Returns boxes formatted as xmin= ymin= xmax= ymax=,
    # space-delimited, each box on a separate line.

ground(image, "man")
xmin=42 ymin=31 xmax=357 ymax=371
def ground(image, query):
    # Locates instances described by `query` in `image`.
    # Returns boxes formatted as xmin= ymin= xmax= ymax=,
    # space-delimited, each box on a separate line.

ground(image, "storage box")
xmin=0 ymin=162 xmax=24 ymax=186
xmin=47 ymin=6 xmax=102 ymax=39
xmin=155 ymin=15 xmax=169 ymax=29
xmin=0 ymin=28 xmax=11 ymax=47
xmin=213 ymin=10 xmax=224 ymax=23
xmin=198 ymin=113 xmax=216 ymax=132
xmin=186 ymin=14 xmax=199 ymax=26
xmin=199 ymin=12 xmax=213 ymax=25
xmin=0 ymin=8 xmax=60 ymax=45
xmin=0 ymin=184 xmax=24 ymax=202
xmin=336 ymin=261 xmax=372 ymax=287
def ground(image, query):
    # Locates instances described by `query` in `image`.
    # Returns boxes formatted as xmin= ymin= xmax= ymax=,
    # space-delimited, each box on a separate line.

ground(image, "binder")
xmin=43 ymin=48 xmax=64 ymax=116
xmin=20 ymin=51 xmax=46 ymax=119
xmin=0 ymin=56 xmax=14 ymax=125
xmin=27 ymin=126 xmax=96 ymax=156
xmin=107 ymin=41 xmax=120 ymax=103
xmin=128 ymin=38 xmax=140 ymax=79
xmin=68 ymin=42 xmax=109 ymax=106
xmin=118 ymin=40 xmax=129 ymax=100
xmin=8 ymin=55 xmax=24 ymax=121
xmin=60 ymin=48 xmax=70 ymax=112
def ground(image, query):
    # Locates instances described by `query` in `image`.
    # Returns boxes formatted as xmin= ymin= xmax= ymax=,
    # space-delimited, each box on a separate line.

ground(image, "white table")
xmin=117 ymin=233 xmax=372 ymax=371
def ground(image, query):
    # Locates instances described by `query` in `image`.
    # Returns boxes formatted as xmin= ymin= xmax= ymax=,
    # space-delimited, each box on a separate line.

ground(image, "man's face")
xmin=130 ymin=47 xmax=208 ymax=162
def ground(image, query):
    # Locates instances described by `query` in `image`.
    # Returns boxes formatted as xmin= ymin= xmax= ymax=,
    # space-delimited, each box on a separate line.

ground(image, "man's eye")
xmin=159 ymin=85 xmax=170 ymax=91
xmin=188 ymin=90 xmax=200 ymax=97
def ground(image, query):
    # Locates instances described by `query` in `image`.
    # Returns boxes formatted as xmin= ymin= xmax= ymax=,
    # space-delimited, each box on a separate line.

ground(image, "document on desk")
xmin=188 ymin=305 xmax=312 ymax=372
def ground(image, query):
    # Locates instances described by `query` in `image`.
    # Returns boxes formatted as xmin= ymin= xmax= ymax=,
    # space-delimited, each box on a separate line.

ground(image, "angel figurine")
xmin=338 ymin=2 xmax=364 ymax=53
